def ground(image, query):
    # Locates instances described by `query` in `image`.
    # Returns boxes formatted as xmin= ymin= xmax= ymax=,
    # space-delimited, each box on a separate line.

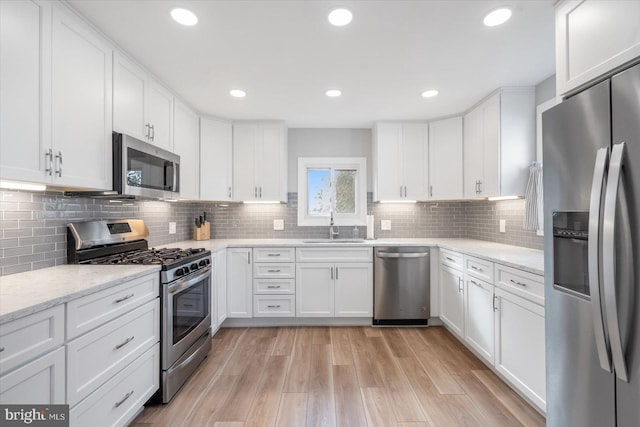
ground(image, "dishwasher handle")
xmin=376 ymin=252 xmax=430 ymax=259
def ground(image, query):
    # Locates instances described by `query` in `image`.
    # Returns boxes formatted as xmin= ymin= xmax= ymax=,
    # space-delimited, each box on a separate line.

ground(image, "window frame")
xmin=297 ymin=157 xmax=367 ymax=226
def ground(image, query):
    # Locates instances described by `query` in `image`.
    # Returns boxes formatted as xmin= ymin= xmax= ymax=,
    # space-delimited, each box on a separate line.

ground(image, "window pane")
xmin=335 ymin=169 xmax=356 ymax=214
xmin=307 ymin=169 xmax=331 ymax=216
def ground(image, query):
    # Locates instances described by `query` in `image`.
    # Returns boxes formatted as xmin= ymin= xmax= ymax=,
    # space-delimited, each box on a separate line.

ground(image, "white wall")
xmin=535 ymin=75 xmax=556 ymax=105
xmin=287 ymin=128 xmax=372 ymax=192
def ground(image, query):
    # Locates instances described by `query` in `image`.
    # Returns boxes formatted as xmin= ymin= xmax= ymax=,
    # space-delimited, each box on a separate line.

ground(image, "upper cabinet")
xmin=233 ymin=122 xmax=287 ymax=202
xmin=428 ymin=116 xmax=463 ymax=200
xmin=556 ymin=0 xmax=640 ymax=96
xmin=463 ymin=88 xmax=535 ymax=199
xmin=373 ymin=122 xmax=428 ymax=201
xmin=113 ymin=52 xmax=173 ymax=151
xmin=173 ymin=100 xmax=199 ymax=200
xmin=200 ymin=117 xmax=233 ymax=201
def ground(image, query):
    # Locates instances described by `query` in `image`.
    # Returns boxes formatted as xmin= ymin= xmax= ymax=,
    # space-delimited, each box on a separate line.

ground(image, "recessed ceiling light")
xmin=421 ymin=89 xmax=439 ymax=98
xmin=483 ymin=8 xmax=512 ymax=27
xmin=326 ymin=89 xmax=342 ymax=97
xmin=170 ymin=8 xmax=198 ymax=26
xmin=230 ymin=89 xmax=246 ymax=98
xmin=328 ymin=8 xmax=353 ymax=26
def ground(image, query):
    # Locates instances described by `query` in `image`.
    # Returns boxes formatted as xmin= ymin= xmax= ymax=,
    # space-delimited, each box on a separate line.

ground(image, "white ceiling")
xmin=68 ymin=0 xmax=555 ymax=128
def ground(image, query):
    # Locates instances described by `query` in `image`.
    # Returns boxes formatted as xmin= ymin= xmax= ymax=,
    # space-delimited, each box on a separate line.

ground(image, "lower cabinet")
xmin=253 ymin=295 xmax=295 ymax=317
xmin=334 ymin=263 xmax=373 ymax=317
xmin=296 ymin=263 xmax=333 ymax=317
xmin=0 ymin=347 xmax=65 ymax=404
xmin=464 ymin=276 xmax=495 ymax=364
xmin=226 ymin=248 xmax=253 ymax=318
xmin=440 ymin=265 xmax=464 ymax=336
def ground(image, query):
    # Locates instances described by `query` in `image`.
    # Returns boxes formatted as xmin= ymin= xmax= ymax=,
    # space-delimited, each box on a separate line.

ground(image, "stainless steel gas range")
xmin=67 ymin=219 xmax=211 ymax=403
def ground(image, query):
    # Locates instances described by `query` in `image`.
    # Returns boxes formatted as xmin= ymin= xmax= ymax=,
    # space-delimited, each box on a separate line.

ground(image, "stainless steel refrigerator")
xmin=542 ymin=61 xmax=640 ymax=426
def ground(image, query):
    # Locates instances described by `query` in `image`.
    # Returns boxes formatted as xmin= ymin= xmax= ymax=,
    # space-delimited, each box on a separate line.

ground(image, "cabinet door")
xmin=51 ymin=4 xmax=112 ymax=190
xmin=463 ymin=107 xmax=483 ymax=198
xmin=113 ymin=52 xmax=147 ymax=141
xmin=296 ymin=263 xmax=334 ymax=317
xmin=480 ymin=94 xmax=501 ymax=197
xmin=374 ymin=123 xmax=402 ymax=201
xmin=232 ymin=124 xmax=258 ymax=201
xmin=495 ymin=288 xmax=546 ymax=412
xmin=440 ymin=265 xmax=464 ymax=337
xmin=429 ymin=116 xmax=463 ymax=200
xmin=0 ymin=0 xmax=50 ymax=184
xmin=216 ymin=250 xmax=228 ymax=326
xmin=334 ymin=263 xmax=373 ymax=317
xmin=464 ymin=276 xmax=495 ymax=364
xmin=402 ymin=123 xmax=428 ymax=200
xmin=258 ymin=124 xmax=287 ymax=201
xmin=173 ymin=100 xmax=199 ymax=199
xmin=200 ymin=117 xmax=233 ymax=201
xmin=226 ymin=248 xmax=252 ymax=318
xmin=147 ymin=79 xmax=173 ymax=151
xmin=0 ymin=347 xmax=65 ymax=404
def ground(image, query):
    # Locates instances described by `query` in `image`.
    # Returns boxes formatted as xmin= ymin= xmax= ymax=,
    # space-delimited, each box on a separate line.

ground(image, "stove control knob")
xmin=175 ymin=267 xmax=185 ymax=277
xmin=199 ymin=259 xmax=208 ymax=267
xmin=190 ymin=263 xmax=199 ymax=271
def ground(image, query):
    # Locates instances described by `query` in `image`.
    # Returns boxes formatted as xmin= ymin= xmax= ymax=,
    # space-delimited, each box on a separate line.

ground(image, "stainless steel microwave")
xmin=113 ymin=132 xmax=180 ymax=199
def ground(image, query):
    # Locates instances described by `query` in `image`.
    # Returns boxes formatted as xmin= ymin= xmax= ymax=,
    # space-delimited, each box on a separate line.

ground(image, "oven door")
xmin=163 ymin=266 xmax=211 ymax=370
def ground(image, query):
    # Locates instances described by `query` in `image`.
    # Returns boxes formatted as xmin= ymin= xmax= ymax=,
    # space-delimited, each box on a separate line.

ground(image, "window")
xmin=298 ymin=157 xmax=367 ymax=226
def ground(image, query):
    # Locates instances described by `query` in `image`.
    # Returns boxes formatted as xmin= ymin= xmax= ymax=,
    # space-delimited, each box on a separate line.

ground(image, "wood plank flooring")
xmin=131 ymin=326 xmax=545 ymax=427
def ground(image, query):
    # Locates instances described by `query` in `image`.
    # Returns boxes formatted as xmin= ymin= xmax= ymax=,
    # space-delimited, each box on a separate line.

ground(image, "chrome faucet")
xmin=329 ymin=211 xmax=340 ymax=240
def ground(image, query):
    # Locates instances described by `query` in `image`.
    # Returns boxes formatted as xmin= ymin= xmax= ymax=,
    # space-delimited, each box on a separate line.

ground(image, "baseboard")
xmin=221 ymin=317 xmax=373 ymax=327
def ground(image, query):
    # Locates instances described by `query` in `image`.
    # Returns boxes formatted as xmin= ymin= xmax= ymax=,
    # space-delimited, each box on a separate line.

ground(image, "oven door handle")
xmin=168 ymin=267 xmax=211 ymax=295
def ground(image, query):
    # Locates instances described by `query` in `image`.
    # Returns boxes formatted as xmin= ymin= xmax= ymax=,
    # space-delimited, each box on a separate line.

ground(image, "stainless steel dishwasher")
xmin=373 ymin=246 xmax=430 ymax=325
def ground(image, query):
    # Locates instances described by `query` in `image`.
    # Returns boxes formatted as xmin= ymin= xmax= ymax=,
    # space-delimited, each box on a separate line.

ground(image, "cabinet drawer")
xmin=253 ymin=263 xmax=295 ymax=278
xmin=253 ymin=295 xmax=295 ymax=317
xmin=253 ymin=279 xmax=295 ymax=294
xmin=253 ymin=247 xmax=295 ymax=262
xmin=464 ymin=255 xmax=494 ymax=283
xmin=0 ymin=305 xmax=65 ymax=376
xmin=67 ymin=299 xmax=159 ymax=406
xmin=70 ymin=344 xmax=159 ymax=427
xmin=495 ymin=264 xmax=544 ymax=306
xmin=296 ymin=247 xmax=373 ymax=263
xmin=440 ymin=249 xmax=463 ymax=270
xmin=0 ymin=347 xmax=66 ymax=404
xmin=67 ymin=273 xmax=159 ymax=339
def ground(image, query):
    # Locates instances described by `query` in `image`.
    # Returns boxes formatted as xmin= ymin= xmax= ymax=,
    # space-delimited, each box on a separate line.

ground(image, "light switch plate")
xmin=273 ymin=219 xmax=284 ymax=231
xmin=381 ymin=220 xmax=391 ymax=231
xmin=499 ymin=219 xmax=506 ymax=233
xmin=169 ymin=222 xmax=176 ymax=234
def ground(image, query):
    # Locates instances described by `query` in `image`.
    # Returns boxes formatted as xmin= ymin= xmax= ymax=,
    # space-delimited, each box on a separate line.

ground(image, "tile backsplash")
xmin=0 ymin=190 xmax=543 ymax=276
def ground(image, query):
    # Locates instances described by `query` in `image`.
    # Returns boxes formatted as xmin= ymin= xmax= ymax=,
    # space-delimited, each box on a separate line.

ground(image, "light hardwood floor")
xmin=132 ymin=326 xmax=545 ymax=427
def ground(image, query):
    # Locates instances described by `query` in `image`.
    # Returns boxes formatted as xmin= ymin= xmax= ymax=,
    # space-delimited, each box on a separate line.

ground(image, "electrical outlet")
xmin=381 ymin=220 xmax=392 ymax=231
xmin=169 ymin=222 xmax=176 ymax=234
xmin=273 ymin=219 xmax=284 ymax=231
xmin=499 ymin=219 xmax=506 ymax=233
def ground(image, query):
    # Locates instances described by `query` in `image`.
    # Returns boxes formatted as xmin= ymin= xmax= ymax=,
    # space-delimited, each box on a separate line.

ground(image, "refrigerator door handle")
xmin=603 ymin=141 xmax=633 ymax=382
xmin=588 ymin=147 xmax=612 ymax=372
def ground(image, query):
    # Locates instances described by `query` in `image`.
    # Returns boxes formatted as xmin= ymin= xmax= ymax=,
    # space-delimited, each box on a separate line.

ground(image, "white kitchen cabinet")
xmin=200 ymin=117 xmax=233 ymax=201
xmin=216 ymin=251 xmax=228 ymax=326
xmin=494 ymin=287 xmax=546 ymax=412
xmin=227 ymin=248 xmax=253 ymax=318
xmin=233 ymin=122 xmax=287 ymax=202
xmin=0 ymin=347 xmax=65 ymax=404
xmin=173 ymin=100 xmax=200 ymax=199
xmin=334 ymin=263 xmax=373 ymax=317
xmin=464 ymin=276 xmax=495 ymax=365
xmin=113 ymin=52 xmax=174 ymax=151
xmin=296 ymin=263 xmax=334 ymax=317
xmin=440 ymin=264 xmax=464 ymax=337
xmin=463 ymin=88 xmax=535 ymax=198
xmin=556 ymin=0 xmax=640 ymax=96
xmin=0 ymin=0 xmax=51 ymax=184
xmin=428 ymin=116 xmax=463 ymax=200
xmin=373 ymin=122 xmax=428 ymax=201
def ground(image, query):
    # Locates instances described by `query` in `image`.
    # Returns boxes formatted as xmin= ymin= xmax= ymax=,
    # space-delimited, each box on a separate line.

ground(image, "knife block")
xmin=193 ymin=222 xmax=210 ymax=240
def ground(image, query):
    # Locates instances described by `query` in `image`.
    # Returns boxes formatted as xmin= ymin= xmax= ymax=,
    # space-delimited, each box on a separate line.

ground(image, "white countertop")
xmin=160 ymin=238 xmax=544 ymax=275
xmin=0 ymin=264 xmax=160 ymax=324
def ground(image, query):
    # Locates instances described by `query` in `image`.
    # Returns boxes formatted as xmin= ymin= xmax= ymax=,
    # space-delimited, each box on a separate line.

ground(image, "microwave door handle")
xmin=588 ymin=147 xmax=612 ymax=372
xmin=603 ymin=142 xmax=633 ymax=382
xmin=173 ymin=162 xmax=178 ymax=192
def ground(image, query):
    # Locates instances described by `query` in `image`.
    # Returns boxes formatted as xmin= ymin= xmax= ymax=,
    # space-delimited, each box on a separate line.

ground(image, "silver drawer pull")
xmin=114 ymin=293 xmax=134 ymax=304
xmin=115 ymin=390 xmax=134 ymax=408
xmin=184 ymin=304 xmax=193 ymax=307
xmin=471 ymin=266 xmax=483 ymax=272
xmin=470 ymin=280 xmax=481 ymax=287
xmin=114 ymin=336 xmax=135 ymax=350
xmin=267 ymin=253 xmax=281 ymax=257
xmin=445 ymin=257 xmax=456 ymax=262
xmin=267 ymin=305 xmax=281 ymax=308
xmin=267 ymin=285 xmax=281 ymax=289
xmin=510 ymin=279 xmax=527 ymax=287
xmin=267 ymin=269 xmax=281 ymax=273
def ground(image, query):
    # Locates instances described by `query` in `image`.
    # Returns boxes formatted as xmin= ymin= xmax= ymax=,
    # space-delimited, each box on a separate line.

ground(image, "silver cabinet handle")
xmin=377 ymin=252 xmax=429 ymax=258
xmin=55 ymin=151 xmax=63 ymax=177
xmin=336 ymin=267 xmax=339 ymax=280
xmin=404 ymin=186 xmax=407 ymax=198
xmin=267 ymin=253 xmax=281 ymax=257
xmin=114 ymin=336 xmax=135 ymax=350
xmin=478 ymin=180 xmax=482 ymax=194
xmin=266 ymin=285 xmax=281 ymax=289
xmin=248 ymin=252 xmax=251 ymax=264
xmin=145 ymin=123 xmax=150 ymax=139
xmin=458 ymin=276 xmax=463 ymax=293
xmin=445 ymin=256 xmax=456 ymax=262
xmin=45 ymin=149 xmax=53 ymax=176
xmin=150 ymin=124 xmax=155 ymax=141
xmin=603 ymin=142 xmax=632 ymax=382
xmin=469 ymin=279 xmax=481 ymax=287
xmin=430 ymin=185 xmax=433 ymax=198
xmin=400 ymin=186 xmax=403 ymax=197
xmin=471 ymin=265 xmax=483 ymax=272
xmin=267 ymin=269 xmax=281 ymax=273
xmin=114 ymin=293 xmax=134 ymax=304
xmin=259 ymin=186 xmax=262 ymax=198
xmin=115 ymin=390 xmax=134 ymax=408
xmin=509 ymin=279 xmax=527 ymax=287
xmin=331 ymin=267 xmax=334 ymax=280
xmin=267 ymin=305 xmax=281 ymax=308
xmin=588 ymin=146 xmax=612 ymax=372
xmin=0 ymin=347 xmax=4 ymax=352
xmin=254 ymin=186 xmax=258 ymax=198
xmin=228 ymin=186 xmax=232 ymax=199
xmin=493 ymin=294 xmax=498 ymax=312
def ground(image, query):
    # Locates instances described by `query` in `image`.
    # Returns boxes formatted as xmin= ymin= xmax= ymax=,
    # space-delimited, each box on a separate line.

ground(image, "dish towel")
xmin=524 ymin=162 xmax=543 ymax=232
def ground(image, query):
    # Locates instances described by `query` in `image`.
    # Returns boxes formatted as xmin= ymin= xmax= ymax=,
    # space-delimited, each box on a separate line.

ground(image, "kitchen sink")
xmin=302 ymin=239 xmax=366 ymax=243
